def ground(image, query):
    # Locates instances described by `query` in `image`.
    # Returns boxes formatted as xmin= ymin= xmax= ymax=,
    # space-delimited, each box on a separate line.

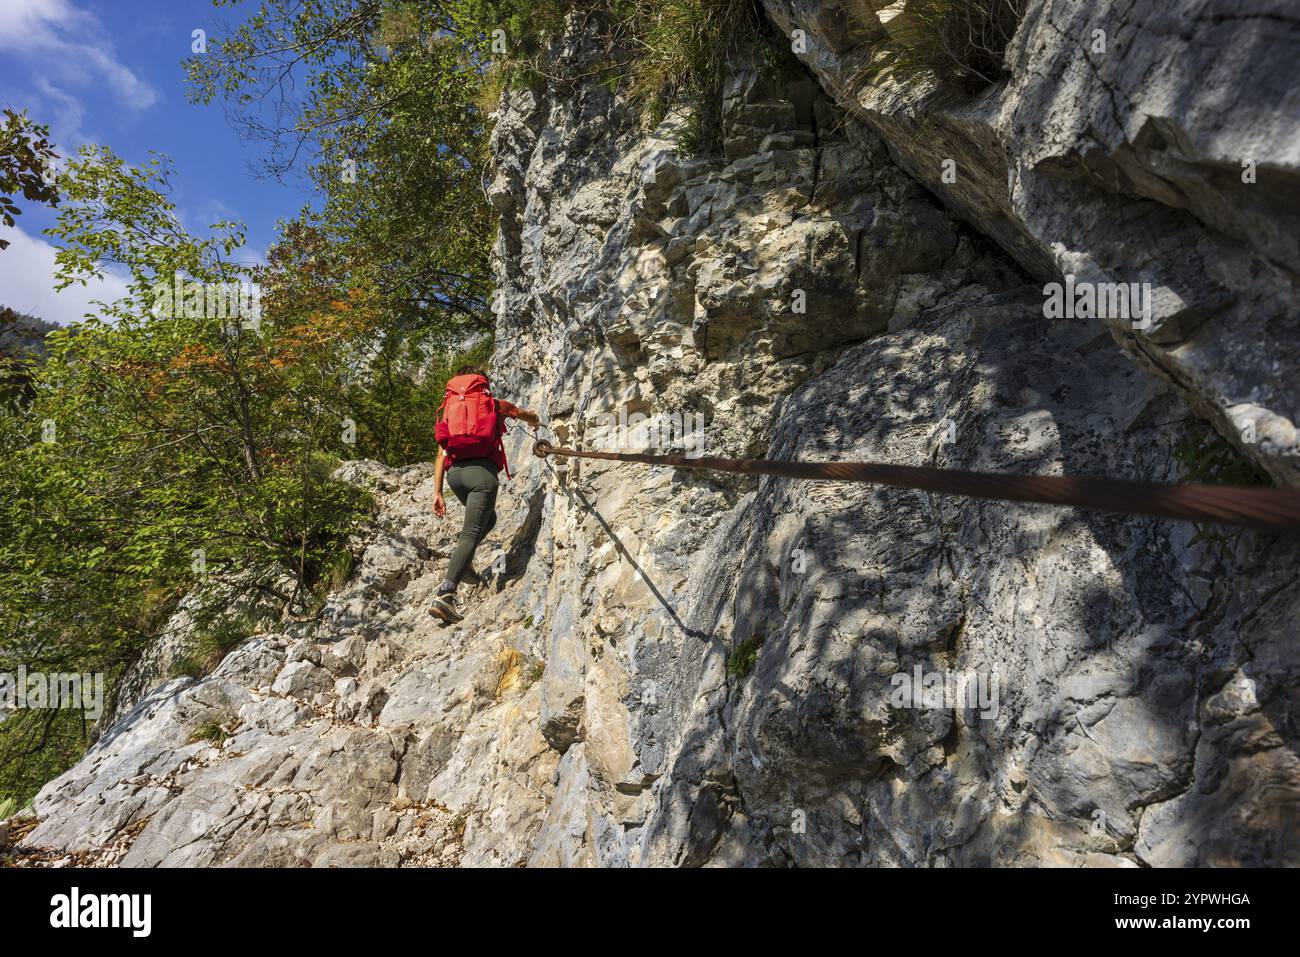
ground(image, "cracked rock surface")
xmin=762 ymin=0 xmax=1300 ymax=485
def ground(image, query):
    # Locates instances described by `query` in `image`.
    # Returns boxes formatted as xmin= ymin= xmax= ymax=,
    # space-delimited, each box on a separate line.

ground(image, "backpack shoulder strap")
xmin=498 ymin=419 xmax=511 ymax=479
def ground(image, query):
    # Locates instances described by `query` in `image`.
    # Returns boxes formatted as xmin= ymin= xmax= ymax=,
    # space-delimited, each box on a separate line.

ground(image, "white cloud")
xmin=0 ymin=0 xmax=160 ymax=146
xmin=0 ymin=224 xmax=131 ymax=325
xmin=31 ymin=77 xmax=87 ymax=147
xmin=183 ymin=197 xmax=239 ymax=231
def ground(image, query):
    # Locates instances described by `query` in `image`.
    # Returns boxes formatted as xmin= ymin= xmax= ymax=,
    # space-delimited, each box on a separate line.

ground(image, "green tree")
xmin=0 ymin=108 xmax=59 ymax=251
xmin=185 ymin=1 xmax=509 ymax=340
xmin=0 ymin=147 xmax=378 ymax=805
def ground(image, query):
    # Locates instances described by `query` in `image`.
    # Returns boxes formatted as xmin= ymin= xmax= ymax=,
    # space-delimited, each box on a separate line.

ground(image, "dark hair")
xmin=455 ymin=365 xmax=489 ymax=379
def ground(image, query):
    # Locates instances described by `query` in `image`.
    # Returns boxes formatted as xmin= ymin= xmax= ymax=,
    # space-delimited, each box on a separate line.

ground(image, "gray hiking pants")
xmin=443 ymin=458 xmax=499 ymax=589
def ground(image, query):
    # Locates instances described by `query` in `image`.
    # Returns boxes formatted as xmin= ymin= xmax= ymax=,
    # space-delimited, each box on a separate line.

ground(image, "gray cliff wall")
xmin=760 ymin=0 xmax=1300 ymax=486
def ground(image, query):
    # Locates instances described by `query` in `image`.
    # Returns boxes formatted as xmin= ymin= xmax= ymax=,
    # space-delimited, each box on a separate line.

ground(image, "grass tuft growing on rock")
xmin=523 ymin=659 xmax=546 ymax=688
xmin=306 ymin=547 xmax=358 ymax=617
xmin=630 ymin=0 xmax=801 ymax=153
xmin=727 ymin=635 xmax=765 ymax=680
xmin=169 ymin=612 xmax=264 ymax=681
xmin=188 ymin=719 xmax=236 ymax=747
xmin=463 ymin=1 xmax=801 ymax=155
xmin=859 ymin=0 xmax=1027 ymax=94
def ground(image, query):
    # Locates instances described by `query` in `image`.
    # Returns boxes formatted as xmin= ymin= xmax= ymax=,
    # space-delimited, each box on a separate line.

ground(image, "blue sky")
xmin=1 ymin=0 xmax=314 ymax=324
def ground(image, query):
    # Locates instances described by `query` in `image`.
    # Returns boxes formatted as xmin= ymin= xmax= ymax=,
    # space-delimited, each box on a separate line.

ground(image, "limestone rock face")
xmin=19 ymin=10 xmax=1299 ymax=867
xmin=761 ymin=0 xmax=1300 ymax=486
xmin=110 ymin=578 xmax=288 ymax=724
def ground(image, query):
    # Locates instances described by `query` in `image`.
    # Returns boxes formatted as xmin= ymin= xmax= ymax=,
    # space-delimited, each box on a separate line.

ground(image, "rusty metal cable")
xmin=531 ymin=440 xmax=1300 ymax=531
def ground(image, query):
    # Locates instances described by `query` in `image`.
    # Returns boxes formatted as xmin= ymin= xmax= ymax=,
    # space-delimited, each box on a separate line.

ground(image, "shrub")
xmin=1174 ymin=426 xmax=1270 ymax=489
xmin=1173 ymin=423 xmax=1270 ymax=552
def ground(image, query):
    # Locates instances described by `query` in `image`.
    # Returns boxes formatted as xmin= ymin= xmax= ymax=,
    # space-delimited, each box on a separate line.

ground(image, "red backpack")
xmin=435 ymin=373 xmax=510 ymax=476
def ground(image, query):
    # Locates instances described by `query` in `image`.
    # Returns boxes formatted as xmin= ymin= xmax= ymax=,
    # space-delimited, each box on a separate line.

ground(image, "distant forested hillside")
xmin=0 ymin=308 xmax=58 ymax=361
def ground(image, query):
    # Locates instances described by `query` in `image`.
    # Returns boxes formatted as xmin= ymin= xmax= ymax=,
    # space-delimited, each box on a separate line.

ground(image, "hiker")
xmin=429 ymin=366 xmax=540 ymax=623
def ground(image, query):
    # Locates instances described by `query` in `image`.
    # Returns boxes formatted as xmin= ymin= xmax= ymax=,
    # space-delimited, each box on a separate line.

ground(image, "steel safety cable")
xmin=530 ymin=440 xmax=1300 ymax=531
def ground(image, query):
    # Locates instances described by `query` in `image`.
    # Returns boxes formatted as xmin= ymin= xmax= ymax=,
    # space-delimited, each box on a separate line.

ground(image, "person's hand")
xmin=433 ymin=494 xmax=446 ymax=518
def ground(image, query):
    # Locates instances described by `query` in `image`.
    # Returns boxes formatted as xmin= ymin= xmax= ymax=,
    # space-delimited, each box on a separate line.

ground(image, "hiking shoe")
xmin=429 ymin=593 xmax=463 ymax=624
